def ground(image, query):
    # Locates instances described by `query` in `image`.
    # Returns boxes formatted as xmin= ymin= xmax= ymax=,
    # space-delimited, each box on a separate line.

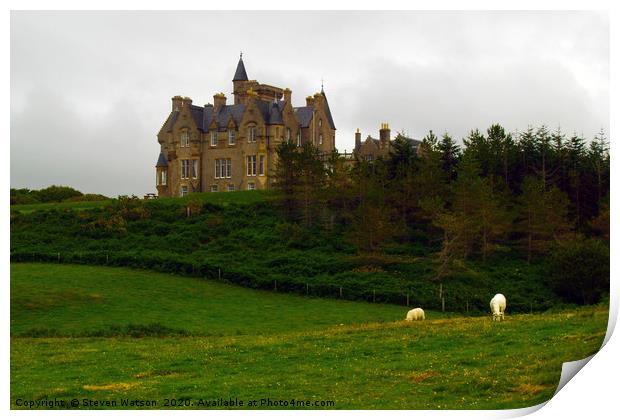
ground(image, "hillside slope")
xmin=10 ymin=192 xmax=559 ymax=313
xmin=10 ymin=264 xmax=607 ymax=409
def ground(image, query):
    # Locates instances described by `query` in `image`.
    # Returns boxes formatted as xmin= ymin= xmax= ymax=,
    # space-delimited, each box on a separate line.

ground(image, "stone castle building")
xmin=156 ymin=54 xmax=336 ymax=197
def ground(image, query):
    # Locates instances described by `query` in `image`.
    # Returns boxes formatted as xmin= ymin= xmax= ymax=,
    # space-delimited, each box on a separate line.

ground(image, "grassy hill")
xmin=10 ymin=191 xmax=560 ymax=314
xmin=10 ymin=263 xmax=607 ymax=409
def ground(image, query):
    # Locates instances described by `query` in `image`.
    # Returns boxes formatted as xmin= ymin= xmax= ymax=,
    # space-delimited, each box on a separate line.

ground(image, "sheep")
xmin=406 ymin=308 xmax=425 ymax=321
xmin=490 ymin=293 xmax=507 ymax=321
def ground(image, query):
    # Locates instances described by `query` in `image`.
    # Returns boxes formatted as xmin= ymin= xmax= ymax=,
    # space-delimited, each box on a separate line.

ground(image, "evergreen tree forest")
xmin=274 ymin=124 xmax=610 ymax=305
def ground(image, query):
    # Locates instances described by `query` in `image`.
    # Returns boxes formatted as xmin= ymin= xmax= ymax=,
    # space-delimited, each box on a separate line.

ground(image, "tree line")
xmin=274 ymin=124 xmax=610 ymax=304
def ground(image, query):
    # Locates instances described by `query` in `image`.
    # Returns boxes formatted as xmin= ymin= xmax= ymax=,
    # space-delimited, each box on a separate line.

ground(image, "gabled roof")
xmin=156 ymin=152 xmax=168 ymax=167
xmin=161 ymin=111 xmax=179 ymax=133
xmin=233 ymin=56 xmax=248 ymax=81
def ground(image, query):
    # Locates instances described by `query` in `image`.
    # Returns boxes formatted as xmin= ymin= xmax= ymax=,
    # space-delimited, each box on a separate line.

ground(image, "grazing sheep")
xmin=490 ymin=294 xmax=507 ymax=321
xmin=406 ymin=308 xmax=425 ymax=321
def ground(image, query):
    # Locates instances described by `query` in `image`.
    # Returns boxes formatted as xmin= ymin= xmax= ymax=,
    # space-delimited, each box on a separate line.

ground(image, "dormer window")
xmin=180 ymin=131 xmax=190 ymax=147
xmin=228 ymin=129 xmax=236 ymax=145
xmin=211 ymin=131 xmax=217 ymax=146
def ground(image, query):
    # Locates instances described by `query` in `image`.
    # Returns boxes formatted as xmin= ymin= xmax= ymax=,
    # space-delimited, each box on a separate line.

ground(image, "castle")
xmin=155 ymin=54 xmax=336 ymax=197
xmin=155 ymin=55 xmax=421 ymax=197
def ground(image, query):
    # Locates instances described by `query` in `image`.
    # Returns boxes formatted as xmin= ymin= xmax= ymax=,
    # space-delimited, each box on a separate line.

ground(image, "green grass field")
xmin=10 ymin=263 xmax=607 ymax=409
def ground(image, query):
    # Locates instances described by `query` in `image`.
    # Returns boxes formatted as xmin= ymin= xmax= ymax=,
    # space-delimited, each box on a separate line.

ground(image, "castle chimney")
xmin=306 ymin=96 xmax=315 ymax=107
xmin=313 ymin=92 xmax=322 ymax=106
xmin=172 ymin=95 xmax=183 ymax=111
xmin=379 ymin=123 xmax=391 ymax=148
xmin=183 ymin=96 xmax=192 ymax=107
xmin=213 ymin=93 xmax=227 ymax=112
xmin=355 ymin=128 xmax=361 ymax=150
xmin=283 ymin=88 xmax=292 ymax=103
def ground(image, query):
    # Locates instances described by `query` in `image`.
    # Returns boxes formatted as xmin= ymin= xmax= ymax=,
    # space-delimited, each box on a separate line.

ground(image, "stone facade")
xmin=155 ymin=55 xmax=337 ymax=197
xmin=352 ymin=123 xmax=422 ymax=162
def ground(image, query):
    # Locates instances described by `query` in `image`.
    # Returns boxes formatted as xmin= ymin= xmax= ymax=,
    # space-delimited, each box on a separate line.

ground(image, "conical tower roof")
xmin=232 ymin=53 xmax=248 ymax=81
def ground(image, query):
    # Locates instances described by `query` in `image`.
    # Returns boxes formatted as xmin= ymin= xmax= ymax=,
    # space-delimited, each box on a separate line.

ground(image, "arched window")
xmin=180 ymin=131 xmax=190 ymax=147
xmin=248 ymin=126 xmax=256 ymax=143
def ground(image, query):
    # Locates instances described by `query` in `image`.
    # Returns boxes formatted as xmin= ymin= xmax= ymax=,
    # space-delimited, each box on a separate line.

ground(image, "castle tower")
xmin=232 ymin=53 xmax=249 ymax=105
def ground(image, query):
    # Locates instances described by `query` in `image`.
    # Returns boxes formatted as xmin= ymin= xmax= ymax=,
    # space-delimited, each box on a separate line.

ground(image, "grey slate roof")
xmin=162 ymin=111 xmax=179 ymax=133
xmin=233 ymin=57 xmax=248 ymax=81
xmin=189 ymin=105 xmax=204 ymax=130
xmin=294 ymin=106 xmax=314 ymax=128
xmin=156 ymin=152 xmax=168 ymax=167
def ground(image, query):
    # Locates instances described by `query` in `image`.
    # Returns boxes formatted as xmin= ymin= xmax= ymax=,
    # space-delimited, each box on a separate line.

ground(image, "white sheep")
xmin=406 ymin=308 xmax=425 ymax=321
xmin=490 ymin=293 xmax=507 ymax=321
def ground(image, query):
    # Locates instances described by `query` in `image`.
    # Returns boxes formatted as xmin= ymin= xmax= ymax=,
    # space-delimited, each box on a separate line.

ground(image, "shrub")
xmin=548 ymin=238 xmax=610 ymax=304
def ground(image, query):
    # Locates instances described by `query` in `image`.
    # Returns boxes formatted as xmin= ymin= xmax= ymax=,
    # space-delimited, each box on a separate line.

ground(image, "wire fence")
xmin=10 ymin=251 xmax=550 ymax=315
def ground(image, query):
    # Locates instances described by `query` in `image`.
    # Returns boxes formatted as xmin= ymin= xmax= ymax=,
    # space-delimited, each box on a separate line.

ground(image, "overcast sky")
xmin=11 ymin=11 xmax=609 ymax=196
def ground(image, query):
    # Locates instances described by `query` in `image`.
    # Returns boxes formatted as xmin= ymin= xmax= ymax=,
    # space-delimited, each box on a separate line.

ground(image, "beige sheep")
xmin=405 ymin=307 xmax=425 ymax=321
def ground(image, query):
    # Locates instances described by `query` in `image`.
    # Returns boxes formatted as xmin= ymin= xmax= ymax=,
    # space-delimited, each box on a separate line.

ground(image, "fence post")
xmin=106 ymin=253 xmax=109 ymax=264
xmin=339 ymin=287 xmax=343 ymax=298
xmin=442 ymin=297 xmax=445 ymax=313
xmin=57 ymin=252 xmax=60 ymax=263
xmin=218 ymin=268 xmax=221 ymax=281
xmin=274 ymin=279 xmax=277 ymax=291
xmin=373 ymin=289 xmax=376 ymax=303
xmin=306 ymin=283 xmax=309 ymax=295
xmin=406 ymin=292 xmax=409 ymax=307
xmin=466 ymin=300 xmax=469 ymax=314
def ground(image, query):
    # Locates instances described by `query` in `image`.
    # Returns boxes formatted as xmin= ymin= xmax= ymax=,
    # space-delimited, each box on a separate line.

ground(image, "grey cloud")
xmin=11 ymin=11 xmax=608 ymax=196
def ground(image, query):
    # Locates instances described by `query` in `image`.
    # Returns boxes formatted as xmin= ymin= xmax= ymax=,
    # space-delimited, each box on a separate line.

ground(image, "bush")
xmin=549 ymin=238 xmax=610 ymax=304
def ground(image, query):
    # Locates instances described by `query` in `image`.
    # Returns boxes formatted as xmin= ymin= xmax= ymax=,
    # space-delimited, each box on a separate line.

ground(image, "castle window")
xmin=191 ymin=159 xmax=198 ymax=179
xmin=228 ymin=184 xmax=236 ymax=192
xmin=247 ymin=182 xmax=256 ymax=190
xmin=366 ymin=154 xmax=374 ymax=162
xmin=180 ymin=131 xmax=190 ymax=147
xmin=286 ymin=128 xmax=291 ymax=142
xmin=259 ymin=155 xmax=265 ymax=176
xmin=319 ymin=119 xmax=322 ymax=127
xmin=215 ymin=158 xmax=232 ymax=179
xmin=297 ymin=131 xmax=301 ymax=147
xmin=210 ymin=185 xmax=218 ymax=192
xmin=248 ymin=126 xmax=256 ymax=143
xmin=246 ymin=155 xmax=257 ymax=176
xmin=275 ymin=127 xmax=280 ymax=140
xmin=211 ymin=131 xmax=217 ymax=147
xmin=319 ymin=134 xmax=323 ymax=145
xmin=181 ymin=185 xmax=188 ymax=197
xmin=181 ymin=159 xmax=190 ymax=179
xmin=161 ymin=170 xmax=167 ymax=186
xmin=228 ymin=129 xmax=236 ymax=145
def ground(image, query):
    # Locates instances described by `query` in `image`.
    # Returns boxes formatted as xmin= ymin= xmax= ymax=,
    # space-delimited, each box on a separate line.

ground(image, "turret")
xmin=232 ymin=53 xmax=249 ymax=105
